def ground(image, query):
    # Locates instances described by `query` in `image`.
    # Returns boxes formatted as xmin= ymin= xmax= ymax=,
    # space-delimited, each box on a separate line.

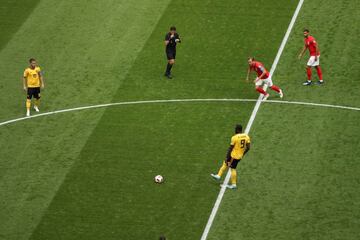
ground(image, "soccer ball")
xmin=154 ymin=175 xmax=164 ymax=183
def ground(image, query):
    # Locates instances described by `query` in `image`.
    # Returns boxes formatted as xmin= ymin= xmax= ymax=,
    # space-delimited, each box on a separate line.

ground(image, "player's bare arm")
xmin=298 ymin=46 xmax=307 ymax=59
xmin=23 ymin=76 xmax=27 ymax=91
xmin=246 ymin=66 xmax=251 ymax=81
xmin=226 ymin=145 xmax=234 ymax=166
xmin=227 ymin=158 xmax=234 ymax=167
xmin=39 ymin=72 xmax=44 ymax=89
xmin=226 ymin=145 xmax=234 ymax=159
xmin=254 ymin=72 xmax=266 ymax=83
xmin=314 ymin=44 xmax=319 ymax=61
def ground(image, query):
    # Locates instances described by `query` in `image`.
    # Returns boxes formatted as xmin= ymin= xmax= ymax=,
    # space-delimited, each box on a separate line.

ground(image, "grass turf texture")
xmin=208 ymin=0 xmax=360 ymax=239
xmin=0 ymin=0 xmax=359 ymax=240
xmin=29 ymin=103 xmax=254 ymax=240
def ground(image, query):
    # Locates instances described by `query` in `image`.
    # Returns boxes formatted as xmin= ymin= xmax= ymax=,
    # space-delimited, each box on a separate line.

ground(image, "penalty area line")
xmin=199 ymin=0 xmax=305 ymax=239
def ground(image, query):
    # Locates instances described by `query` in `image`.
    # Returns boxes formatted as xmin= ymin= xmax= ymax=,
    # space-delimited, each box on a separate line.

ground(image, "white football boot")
xmin=211 ymin=174 xmax=220 ymax=181
xmin=221 ymin=184 xmax=237 ymax=189
xmin=262 ymin=93 xmax=270 ymax=101
xmin=279 ymin=89 xmax=284 ymax=99
xmin=226 ymin=184 xmax=237 ymax=189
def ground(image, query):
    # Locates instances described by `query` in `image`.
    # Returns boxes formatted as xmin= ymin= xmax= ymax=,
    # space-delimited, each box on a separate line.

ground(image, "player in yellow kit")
xmin=211 ymin=124 xmax=251 ymax=189
xmin=23 ymin=58 xmax=44 ymax=116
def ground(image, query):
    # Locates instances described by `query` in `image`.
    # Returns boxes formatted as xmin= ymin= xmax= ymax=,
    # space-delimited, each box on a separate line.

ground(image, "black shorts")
xmin=226 ymin=159 xmax=241 ymax=169
xmin=166 ymin=49 xmax=176 ymax=60
xmin=27 ymin=87 xmax=41 ymax=99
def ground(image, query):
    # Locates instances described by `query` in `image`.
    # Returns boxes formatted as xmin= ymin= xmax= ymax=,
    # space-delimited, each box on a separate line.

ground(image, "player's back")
xmin=231 ymin=133 xmax=250 ymax=159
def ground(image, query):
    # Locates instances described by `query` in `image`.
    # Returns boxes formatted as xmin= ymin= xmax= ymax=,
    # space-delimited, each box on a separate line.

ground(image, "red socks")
xmin=256 ymin=87 xmax=267 ymax=95
xmin=270 ymin=85 xmax=280 ymax=93
xmin=315 ymin=66 xmax=323 ymax=81
xmin=307 ymin=66 xmax=323 ymax=81
xmin=256 ymin=86 xmax=280 ymax=94
xmin=307 ymin=67 xmax=312 ymax=80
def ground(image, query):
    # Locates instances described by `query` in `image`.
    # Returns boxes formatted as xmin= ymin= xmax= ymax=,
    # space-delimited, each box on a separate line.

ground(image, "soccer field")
xmin=0 ymin=0 xmax=360 ymax=239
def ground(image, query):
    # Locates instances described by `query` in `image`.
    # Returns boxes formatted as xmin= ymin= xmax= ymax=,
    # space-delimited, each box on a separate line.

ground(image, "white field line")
xmin=0 ymin=98 xmax=359 ymax=128
xmin=200 ymin=0 xmax=305 ymax=239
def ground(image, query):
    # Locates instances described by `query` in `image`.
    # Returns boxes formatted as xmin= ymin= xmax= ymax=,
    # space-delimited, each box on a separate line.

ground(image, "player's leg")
xmin=26 ymin=88 xmax=33 ymax=117
xmin=255 ymin=80 xmax=270 ymax=101
xmin=255 ymin=79 xmax=268 ymax=96
xmin=307 ymin=66 xmax=312 ymax=80
xmin=211 ymin=161 xmax=228 ymax=180
xmin=34 ymin=88 xmax=41 ymax=112
xmin=314 ymin=56 xmax=323 ymax=85
xmin=165 ymin=50 xmax=175 ymax=79
xmin=303 ymin=66 xmax=313 ymax=86
xmin=303 ymin=56 xmax=314 ymax=86
xmin=255 ymin=86 xmax=267 ymax=95
xmin=227 ymin=160 xmax=240 ymax=189
xmin=315 ymin=66 xmax=323 ymax=84
xmin=165 ymin=59 xmax=175 ymax=79
xmin=266 ymin=77 xmax=283 ymax=98
xmin=164 ymin=50 xmax=171 ymax=77
xmin=230 ymin=169 xmax=237 ymax=186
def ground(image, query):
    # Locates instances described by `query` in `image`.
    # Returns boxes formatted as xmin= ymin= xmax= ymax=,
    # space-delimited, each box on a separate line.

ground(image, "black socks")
xmin=165 ymin=63 xmax=173 ymax=75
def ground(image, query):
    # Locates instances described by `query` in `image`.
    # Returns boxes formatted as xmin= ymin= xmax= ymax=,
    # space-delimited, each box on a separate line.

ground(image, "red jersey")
xmin=251 ymin=61 xmax=269 ymax=79
xmin=304 ymin=36 xmax=320 ymax=56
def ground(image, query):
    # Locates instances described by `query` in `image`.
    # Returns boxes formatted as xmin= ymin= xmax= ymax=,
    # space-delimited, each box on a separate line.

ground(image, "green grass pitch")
xmin=0 ymin=0 xmax=359 ymax=239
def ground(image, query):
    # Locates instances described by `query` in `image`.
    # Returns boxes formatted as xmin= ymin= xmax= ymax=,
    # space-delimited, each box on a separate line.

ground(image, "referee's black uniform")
xmin=164 ymin=28 xmax=181 ymax=78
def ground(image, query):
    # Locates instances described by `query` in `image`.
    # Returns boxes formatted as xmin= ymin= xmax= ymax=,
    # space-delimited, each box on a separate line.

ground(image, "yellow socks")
xmin=230 ymin=168 xmax=237 ymax=185
xmin=217 ymin=162 xmax=228 ymax=177
xmin=35 ymin=98 xmax=40 ymax=107
xmin=26 ymin=99 xmax=31 ymax=110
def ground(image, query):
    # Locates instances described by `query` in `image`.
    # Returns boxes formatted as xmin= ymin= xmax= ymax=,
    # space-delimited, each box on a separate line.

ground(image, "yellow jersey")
xmin=24 ymin=67 xmax=41 ymax=88
xmin=230 ymin=133 xmax=251 ymax=159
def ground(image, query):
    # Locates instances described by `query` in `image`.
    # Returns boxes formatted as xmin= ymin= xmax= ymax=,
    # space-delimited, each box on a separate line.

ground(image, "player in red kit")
xmin=298 ymin=29 xmax=323 ymax=85
xmin=246 ymin=57 xmax=283 ymax=101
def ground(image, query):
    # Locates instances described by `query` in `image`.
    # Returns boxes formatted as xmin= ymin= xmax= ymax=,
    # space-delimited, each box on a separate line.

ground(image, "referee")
xmin=164 ymin=26 xmax=181 ymax=79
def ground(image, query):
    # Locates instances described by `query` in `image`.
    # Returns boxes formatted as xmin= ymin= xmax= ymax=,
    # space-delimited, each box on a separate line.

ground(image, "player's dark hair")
xmin=29 ymin=58 xmax=36 ymax=63
xmin=303 ymin=28 xmax=309 ymax=33
xmin=159 ymin=235 xmax=166 ymax=240
xmin=248 ymin=56 xmax=255 ymax=61
xmin=170 ymin=26 xmax=176 ymax=31
xmin=235 ymin=124 xmax=243 ymax=133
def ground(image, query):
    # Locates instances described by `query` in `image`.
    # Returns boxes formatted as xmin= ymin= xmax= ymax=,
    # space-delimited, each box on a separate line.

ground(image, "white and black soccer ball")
xmin=154 ymin=175 xmax=164 ymax=183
